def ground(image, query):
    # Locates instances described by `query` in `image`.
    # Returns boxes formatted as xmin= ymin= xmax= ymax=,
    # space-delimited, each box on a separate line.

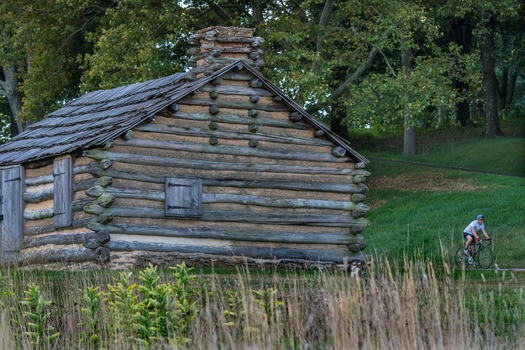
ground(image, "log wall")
xmin=82 ymin=68 xmax=370 ymax=266
xmin=19 ymin=155 xmax=110 ymax=265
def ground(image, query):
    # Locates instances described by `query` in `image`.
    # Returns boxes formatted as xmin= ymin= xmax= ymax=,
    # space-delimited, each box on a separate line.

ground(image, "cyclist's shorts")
xmin=463 ymin=232 xmax=474 ymax=239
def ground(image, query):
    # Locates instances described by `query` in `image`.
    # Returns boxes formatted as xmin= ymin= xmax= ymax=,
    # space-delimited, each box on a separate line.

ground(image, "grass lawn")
xmin=361 ymin=133 xmax=525 ymax=268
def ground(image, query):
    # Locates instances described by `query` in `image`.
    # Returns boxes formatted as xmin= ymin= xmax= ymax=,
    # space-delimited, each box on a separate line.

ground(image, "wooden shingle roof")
xmin=0 ymin=61 xmax=368 ymax=166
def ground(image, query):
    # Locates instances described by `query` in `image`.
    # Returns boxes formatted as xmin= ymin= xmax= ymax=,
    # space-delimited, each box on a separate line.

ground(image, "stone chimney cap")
xmin=186 ymin=26 xmax=264 ymax=80
xmin=195 ymin=26 xmax=255 ymax=37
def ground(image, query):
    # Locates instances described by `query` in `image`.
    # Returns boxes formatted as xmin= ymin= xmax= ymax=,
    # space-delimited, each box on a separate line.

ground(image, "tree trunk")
xmin=0 ymin=64 xmax=23 ymax=136
xmin=250 ymin=0 xmax=264 ymax=26
xmin=311 ymin=0 xmax=333 ymax=72
xmin=330 ymin=98 xmax=349 ymax=140
xmin=403 ymin=114 xmax=417 ymax=155
xmin=499 ymin=66 xmax=509 ymax=111
xmin=401 ymin=47 xmax=416 ymax=156
xmin=480 ymin=17 xmax=504 ymax=137
xmin=501 ymin=65 xmax=518 ymax=109
xmin=506 ymin=66 xmax=517 ymax=107
xmin=452 ymin=19 xmax=473 ymax=126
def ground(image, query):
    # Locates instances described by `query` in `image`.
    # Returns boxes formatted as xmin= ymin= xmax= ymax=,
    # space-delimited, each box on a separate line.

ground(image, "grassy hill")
xmin=358 ymin=124 xmax=525 ymax=268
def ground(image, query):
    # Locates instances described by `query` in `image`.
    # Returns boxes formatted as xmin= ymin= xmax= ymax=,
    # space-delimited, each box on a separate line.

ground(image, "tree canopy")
xmin=0 ymin=0 xmax=523 ymax=153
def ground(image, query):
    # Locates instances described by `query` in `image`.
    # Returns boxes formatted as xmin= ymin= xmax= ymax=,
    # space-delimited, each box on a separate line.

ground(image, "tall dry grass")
xmin=0 ymin=258 xmax=523 ymax=349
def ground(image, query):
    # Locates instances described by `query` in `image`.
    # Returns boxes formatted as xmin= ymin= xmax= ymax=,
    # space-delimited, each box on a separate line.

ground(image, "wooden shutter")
xmin=1 ymin=165 xmax=24 ymax=262
xmin=54 ymin=157 xmax=73 ymax=227
xmin=165 ymin=178 xmax=202 ymax=217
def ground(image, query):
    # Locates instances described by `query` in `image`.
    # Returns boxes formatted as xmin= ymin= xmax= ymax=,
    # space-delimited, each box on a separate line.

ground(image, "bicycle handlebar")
xmin=479 ymin=238 xmax=493 ymax=246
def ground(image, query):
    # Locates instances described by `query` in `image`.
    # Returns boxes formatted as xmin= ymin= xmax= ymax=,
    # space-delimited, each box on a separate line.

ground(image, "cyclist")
xmin=463 ymin=214 xmax=492 ymax=257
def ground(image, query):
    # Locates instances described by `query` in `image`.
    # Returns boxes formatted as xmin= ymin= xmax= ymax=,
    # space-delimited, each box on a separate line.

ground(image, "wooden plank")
xmin=1 ymin=166 xmax=25 ymax=263
xmin=105 ymin=206 xmax=369 ymax=227
xmin=110 ymin=223 xmax=363 ymax=245
xmin=53 ymin=157 xmax=73 ymax=227
xmin=106 ymin=240 xmax=363 ymax=263
xmin=113 ymin=138 xmax=345 ymax=163
xmin=134 ymin=123 xmax=334 ymax=147
xmin=83 ymin=150 xmax=356 ymax=176
xmin=88 ymin=168 xmax=368 ymax=193
xmin=165 ymin=178 xmax=202 ymax=217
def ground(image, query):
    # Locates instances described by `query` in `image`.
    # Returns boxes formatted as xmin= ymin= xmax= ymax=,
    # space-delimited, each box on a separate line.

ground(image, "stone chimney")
xmin=185 ymin=26 xmax=264 ymax=80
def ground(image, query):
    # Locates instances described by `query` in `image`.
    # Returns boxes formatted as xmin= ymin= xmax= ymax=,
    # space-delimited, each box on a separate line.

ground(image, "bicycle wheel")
xmin=455 ymin=246 xmax=470 ymax=269
xmin=476 ymin=245 xmax=493 ymax=269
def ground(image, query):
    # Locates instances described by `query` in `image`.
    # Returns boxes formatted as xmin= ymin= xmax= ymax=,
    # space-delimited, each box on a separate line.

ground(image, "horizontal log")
xmin=220 ymin=71 xmax=256 ymax=81
xmin=106 ymin=240 xmax=364 ymax=263
xmin=25 ymin=162 xmax=99 ymax=186
xmin=134 ymin=123 xmax=334 ymax=147
xmin=204 ymin=193 xmax=369 ymax=212
xmin=177 ymin=97 xmax=289 ymax=112
xmin=109 ymin=223 xmax=365 ymax=245
xmin=23 ymin=178 xmax=98 ymax=203
xmin=160 ymin=111 xmax=311 ymax=130
xmin=24 ymin=198 xmax=94 ymax=220
xmin=20 ymin=248 xmax=97 ymax=264
xmin=20 ymin=247 xmax=109 ymax=265
xmin=25 ymin=217 xmax=92 ymax=236
xmin=105 ymin=206 xmax=369 ymax=227
xmin=23 ymin=232 xmax=90 ymax=249
xmin=89 ymin=168 xmax=369 ymax=193
xmin=198 ymin=84 xmax=273 ymax=97
xmin=86 ymin=186 xmax=369 ymax=212
xmin=83 ymin=150 xmax=357 ymax=176
xmin=112 ymin=138 xmax=345 ymax=163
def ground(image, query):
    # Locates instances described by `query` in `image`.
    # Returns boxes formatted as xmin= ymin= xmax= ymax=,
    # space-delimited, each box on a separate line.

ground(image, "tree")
xmin=438 ymin=0 xmax=523 ymax=138
xmin=80 ymin=0 xmax=190 ymax=91
xmin=341 ymin=1 xmax=462 ymax=155
xmin=0 ymin=0 xmax=109 ymax=136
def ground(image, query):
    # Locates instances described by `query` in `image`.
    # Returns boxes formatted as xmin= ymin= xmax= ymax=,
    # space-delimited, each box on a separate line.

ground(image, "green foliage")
xmin=0 ymin=0 xmax=95 ymax=122
xmin=0 ymin=272 xmax=14 ymax=308
xmin=80 ymin=0 xmax=189 ymax=91
xmin=103 ymin=263 xmax=200 ymax=347
xmin=20 ymin=283 xmax=61 ymax=349
xmin=252 ymin=288 xmax=284 ymax=325
xmin=224 ymin=290 xmax=243 ymax=329
xmin=79 ymin=286 xmax=103 ymax=347
xmin=0 ymin=0 xmax=522 ymax=144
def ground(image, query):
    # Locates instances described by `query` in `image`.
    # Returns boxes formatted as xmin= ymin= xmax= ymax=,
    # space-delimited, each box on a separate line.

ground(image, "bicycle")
xmin=454 ymin=239 xmax=493 ymax=269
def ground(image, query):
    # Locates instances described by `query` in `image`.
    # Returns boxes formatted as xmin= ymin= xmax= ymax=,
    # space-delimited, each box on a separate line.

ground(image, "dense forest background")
xmin=0 ymin=0 xmax=523 ymax=155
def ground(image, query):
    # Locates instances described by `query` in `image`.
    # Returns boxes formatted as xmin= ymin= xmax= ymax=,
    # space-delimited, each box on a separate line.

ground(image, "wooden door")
xmin=54 ymin=156 xmax=73 ymax=227
xmin=1 ymin=165 xmax=24 ymax=263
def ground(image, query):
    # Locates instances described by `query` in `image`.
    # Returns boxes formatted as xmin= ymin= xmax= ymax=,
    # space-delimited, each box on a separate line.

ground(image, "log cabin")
xmin=0 ymin=26 xmax=370 ymax=269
